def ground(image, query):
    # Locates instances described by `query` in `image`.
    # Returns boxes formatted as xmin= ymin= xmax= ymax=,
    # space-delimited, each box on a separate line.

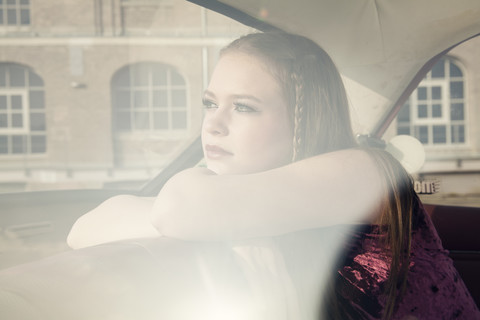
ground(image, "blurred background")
xmin=0 ymin=0 xmax=478 ymax=206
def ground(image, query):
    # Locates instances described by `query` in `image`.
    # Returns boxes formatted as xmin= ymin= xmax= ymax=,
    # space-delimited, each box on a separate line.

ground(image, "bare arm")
xmin=151 ymin=149 xmax=384 ymax=241
xmin=67 ymin=195 xmax=161 ymax=249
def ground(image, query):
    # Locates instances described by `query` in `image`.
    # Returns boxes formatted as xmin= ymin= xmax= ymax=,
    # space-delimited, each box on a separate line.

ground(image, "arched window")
xmin=111 ymin=62 xmax=188 ymax=133
xmin=397 ymin=57 xmax=466 ymax=146
xmin=0 ymin=63 xmax=46 ymax=155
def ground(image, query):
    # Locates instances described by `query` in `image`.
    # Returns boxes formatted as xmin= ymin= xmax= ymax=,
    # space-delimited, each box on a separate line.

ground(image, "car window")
xmin=384 ymin=35 xmax=480 ymax=208
xmin=0 ymin=0 xmax=253 ymax=193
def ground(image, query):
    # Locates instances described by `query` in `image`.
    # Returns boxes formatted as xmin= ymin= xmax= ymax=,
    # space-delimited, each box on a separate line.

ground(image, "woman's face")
xmin=201 ymin=52 xmax=293 ymax=175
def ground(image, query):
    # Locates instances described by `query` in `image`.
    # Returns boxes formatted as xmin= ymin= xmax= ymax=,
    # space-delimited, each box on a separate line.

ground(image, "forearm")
xmin=151 ymin=149 xmax=384 ymax=241
xmin=68 ymin=195 xmax=160 ymax=249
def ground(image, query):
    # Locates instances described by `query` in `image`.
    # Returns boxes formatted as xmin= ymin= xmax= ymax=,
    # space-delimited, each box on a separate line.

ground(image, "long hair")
xmin=222 ymin=32 xmax=414 ymax=319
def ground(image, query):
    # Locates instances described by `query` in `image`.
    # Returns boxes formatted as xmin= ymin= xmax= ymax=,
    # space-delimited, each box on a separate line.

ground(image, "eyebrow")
xmin=203 ymin=90 xmax=262 ymax=103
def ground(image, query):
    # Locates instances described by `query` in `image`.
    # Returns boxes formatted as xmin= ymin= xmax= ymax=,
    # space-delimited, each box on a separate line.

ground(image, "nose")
xmin=202 ymin=107 xmax=229 ymax=136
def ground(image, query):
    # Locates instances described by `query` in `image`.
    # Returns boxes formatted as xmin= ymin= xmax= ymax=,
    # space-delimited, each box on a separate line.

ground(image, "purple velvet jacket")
xmin=336 ymin=199 xmax=479 ymax=319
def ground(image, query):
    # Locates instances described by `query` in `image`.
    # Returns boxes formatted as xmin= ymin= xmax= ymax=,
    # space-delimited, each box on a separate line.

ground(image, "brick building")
xmin=0 ymin=1 xmax=478 ymax=200
xmin=0 ymin=0 xmax=250 ymax=191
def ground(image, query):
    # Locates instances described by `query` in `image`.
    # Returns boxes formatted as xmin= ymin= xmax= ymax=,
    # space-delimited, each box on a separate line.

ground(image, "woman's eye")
xmin=202 ymin=99 xmax=217 ymax=109
xmin=234 ymin=103 xmax=257 ymax=113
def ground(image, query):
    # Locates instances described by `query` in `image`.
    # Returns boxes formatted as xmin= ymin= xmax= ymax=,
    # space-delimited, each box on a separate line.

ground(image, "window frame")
xmin=112 ymin=62 xmax=190 ymax=138
xmin=397 ymin=56 xmax=468 ymax=148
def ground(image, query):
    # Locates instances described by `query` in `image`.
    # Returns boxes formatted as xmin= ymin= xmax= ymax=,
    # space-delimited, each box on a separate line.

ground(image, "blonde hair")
xmin=223 ymin=32 xmax=414 ymax=319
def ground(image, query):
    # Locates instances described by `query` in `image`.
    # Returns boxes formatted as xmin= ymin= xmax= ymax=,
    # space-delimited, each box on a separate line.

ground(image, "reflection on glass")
xmin=133 ymin=111 xmax=149 ymax=130
xmin=152 ymin=90 xmax=167 ymax=108
xmin=153 ymin=111 xmax=168 ymax=129
xmin=30 ymin=113 xmax=45 ymax=131
xmin=31 ymin=135 xmax=46 ymax=153
xmin=11 ymin=95 xmax=22 ymax=109
xmin=416 ymin=125 xmax=429 ymax=144
xmin=0 ymin=95 xmax=6 ymax=109
xmin=9 ymin=66 xmax=25 ymax=87
xmin=0 ymin=135 xmax=7 ymax=154
xmin=172 ymin=89 xmax=186 ymax=107
xmin=172 ymin=111 xmax=187 ymax=129
xmin=431 ymin=60 xmax=445 ymax=78
xmin=450 ymin=81 xmax=463 ymax=99
xmin=431 ymin=86 xmax=441 ymax=99
xmin=417 ymin=87 xmax=427 ymax=100
xmin=432 ymin=104 xmax=442 ymax=118
xmin=433 ymin=125 xmax=446 ymax=144
xmin=0 ymin=114 xmax=7 ymax=128
xmin=450 ymin=62 xmax=462 ymax=77
xmin=417 ymin=104 xmax=427 ymax=118
xmin=450 ymin=103 xmax=464 ymax=120
xmin=451 ymin=124 xmax=465 ymax=143
xmin=29 ymin=91 xmax=44 ymax=109
xmin=11 ymin=113 xmax=22 ymax=128
xmin=20 ymin=9 xmax=29 ymax=25
xmin=115 ymin=111 xmax=131 ymax=131
xmin=12 ymin=135 xmax=25 ymax=154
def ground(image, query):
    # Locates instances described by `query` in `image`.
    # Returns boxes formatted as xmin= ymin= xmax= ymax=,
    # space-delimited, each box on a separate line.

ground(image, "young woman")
xmin=68 ymin=32 xmax=479 ymax=319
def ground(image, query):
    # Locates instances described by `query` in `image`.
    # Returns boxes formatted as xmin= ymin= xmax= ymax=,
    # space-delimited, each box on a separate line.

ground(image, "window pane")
xmin=172 ymin=111 xmax=187 ymax=129
xmin=132 ymin=65 xmax=149 ymax=86
xmin=433 ymin=125 xmax=446 ymax=144
xmin=417 ymin=87 xmax=427 ymax=100
xmin=172 ymin=89 xmax=186 ymax=107
xmin=30 ymin=113 xmax=45 ymax=131
xmin=31 ymin=135 xmax=46 ymax=153
xmin=0 ymin=65 xmax=6 ymax=87
xmin=431 ymin=60 xmax=445 ymax=78
xmin=0 ymin=114 xmax=7 ymax=128
xmin=115 ymin=111 xmax=131 ymax=131
xmin=450 ymin=62 xmax=462 ymax=77
xmin=0 ymin=135 xmax=7 ymax=154
xmin=417 ymin=104 xmax=427 ymax=118
xmin=451 ymin=124 xmax=465 ymax=143
xmin=431 ymin=86 xmax=441 ymax=99
xmin=416 ymin=126 xmax=429 ymax=144
xmin=9 ymin=65 xmax=26 ymax=87
xmin=114 ymin=69 xmax=130 ymax=87
xmin=115 ymin=90 xmax=131 ymax=109
xmin=171 ymin=71 xmax=185 ymax=85
xmin=450 ymin=103 xmax=464 ymax=120
xmin=12 ymin=135 xmax=25 ymax=154
xmin=28 ymin=71 xmax=44 ymax=86
xmin=153 ymin=111 xmax=168 ymax=129
xmin=6 ymin=0 xmax=15 ymax=4
xmin=20 ymin=9 xmax=29 ymax=25
xmin=397 ymin=103 xmax=410 ymax=122
xmin=11 ymin=95 xmax=22 ymax=109
xmin=152 ymin=90 xmax=167 ymax=108
xmin=0 ymin=9 xmax=3 ymax=25
xmin=450 ymin=81 xmax=463 ymax=99
xmin=0 ymin=95 xmax=6 ymax=109
xmin=7 ymin=9 xmax=16 ymax=25
xmin=432 ymin=104 xmax=442 ymax=118
xmin=133 ymin=111 xmax=149 ymax=130
xmin=397 ymin=126 xmax=410 ymax=135
xmin=29 ymin=91 xmax=44 ymax=109
xmin=133 ymin=90 xmax=149 ymax=108
xmin=11 ymin=113 xmax=23 ymax=128
xmin=20 ymin=0 xmax=30 ymax=4
xmin=152 ymin=68 xmax=167 ymax=86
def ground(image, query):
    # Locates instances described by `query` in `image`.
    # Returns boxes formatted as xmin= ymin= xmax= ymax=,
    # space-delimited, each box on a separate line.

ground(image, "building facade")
xmin=0 ymin=0 xmax=251 ymax=191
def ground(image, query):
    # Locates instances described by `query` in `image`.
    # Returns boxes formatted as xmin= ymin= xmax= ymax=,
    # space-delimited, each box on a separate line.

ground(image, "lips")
xmin=204 ymin=144 xmax=233 ymax=159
